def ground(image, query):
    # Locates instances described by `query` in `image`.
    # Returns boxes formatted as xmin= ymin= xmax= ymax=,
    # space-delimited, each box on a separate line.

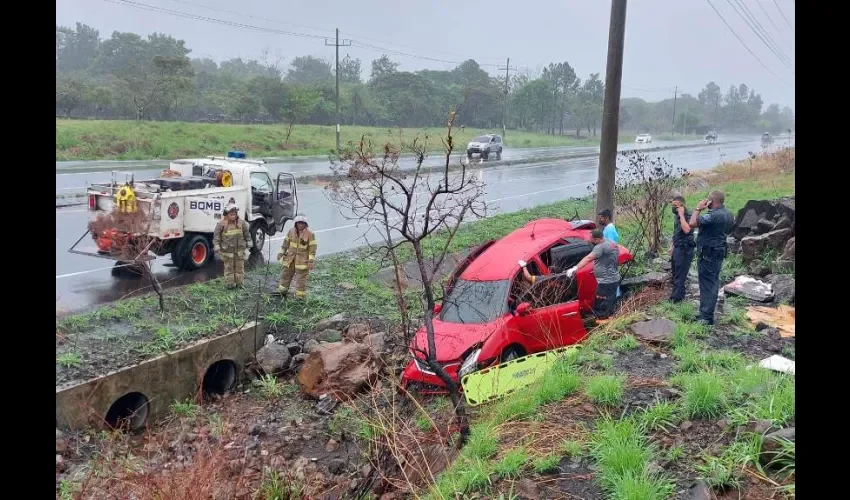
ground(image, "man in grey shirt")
xmin=567 ymin=229 xmax=621 ymax=319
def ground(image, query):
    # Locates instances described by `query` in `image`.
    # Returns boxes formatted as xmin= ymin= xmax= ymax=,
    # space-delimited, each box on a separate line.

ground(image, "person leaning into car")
xmin=566 ymin=229 xmax=621 ymax=319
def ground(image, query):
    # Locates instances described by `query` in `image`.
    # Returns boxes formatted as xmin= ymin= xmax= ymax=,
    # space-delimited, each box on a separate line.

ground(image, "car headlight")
xmin=459 ymin=349 xmax=482 ymax=378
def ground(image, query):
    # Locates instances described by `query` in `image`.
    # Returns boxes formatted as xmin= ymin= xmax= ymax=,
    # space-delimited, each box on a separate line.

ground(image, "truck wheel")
xmin=177 ymin=234 xmax=212 ymax=271
xmin=249 ymin=221 xmax=266 ymax=253
xmin=482 ymin=149 xmax=489 ymax=161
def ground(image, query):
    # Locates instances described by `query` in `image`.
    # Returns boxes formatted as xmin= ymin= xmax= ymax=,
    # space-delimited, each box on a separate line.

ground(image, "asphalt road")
xmin=55 ymin=136 xmax=790 ymax=313
xmin=55 ymin=136 xmax=754 ymax=195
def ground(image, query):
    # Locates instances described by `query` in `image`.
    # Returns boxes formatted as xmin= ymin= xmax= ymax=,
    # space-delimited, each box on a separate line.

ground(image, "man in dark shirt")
xmin=668 ymin=196 xmax=695 ymax=303
xmin=689 ymin=191 xmax=735 ymax=325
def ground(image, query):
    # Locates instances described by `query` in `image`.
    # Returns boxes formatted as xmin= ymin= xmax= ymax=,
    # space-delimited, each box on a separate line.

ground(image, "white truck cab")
xmin=69 ymin=151 xmax=298 ymax=271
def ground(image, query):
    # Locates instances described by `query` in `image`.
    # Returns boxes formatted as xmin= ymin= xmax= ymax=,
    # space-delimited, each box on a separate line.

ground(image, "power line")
xmin=340 ymin=29 xmax=505 ymax=65
xmin=772 ymin=0 xmax=794 ymax=30
xmin=755 ymin=0 xmax=787 ymax=40
xmin=726 ymin=0 xmax=793 ymax=71
xmin=704 ymin=0 xmax=793 ymax=88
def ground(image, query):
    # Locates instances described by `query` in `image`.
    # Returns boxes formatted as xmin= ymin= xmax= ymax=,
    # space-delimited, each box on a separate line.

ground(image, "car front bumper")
xmin=401 ymin=358 xmax=462 ymax=393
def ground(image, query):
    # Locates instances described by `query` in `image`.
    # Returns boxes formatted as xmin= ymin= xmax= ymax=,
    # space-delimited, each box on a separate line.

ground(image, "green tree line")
xmin=56 ymin=22 xmax=794 ymax=135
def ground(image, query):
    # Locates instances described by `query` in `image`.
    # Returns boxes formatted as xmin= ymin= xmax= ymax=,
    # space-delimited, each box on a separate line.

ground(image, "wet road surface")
xmin=55 ymin=137 xmax=787 ymax=313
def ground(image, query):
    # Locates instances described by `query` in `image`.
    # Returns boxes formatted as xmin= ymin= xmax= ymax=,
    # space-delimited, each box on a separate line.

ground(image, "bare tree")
xmin=327 ymin=111 xmax=486 ymax=440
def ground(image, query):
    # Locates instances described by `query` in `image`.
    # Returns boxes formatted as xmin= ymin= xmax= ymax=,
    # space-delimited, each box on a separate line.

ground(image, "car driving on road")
xmin=466 ymin=134 xmax=503 ymax=160
xmin=401 ymin=218 xmax=633 ymax=392
xmin=635 ymin=133 xmax=652 ymax=144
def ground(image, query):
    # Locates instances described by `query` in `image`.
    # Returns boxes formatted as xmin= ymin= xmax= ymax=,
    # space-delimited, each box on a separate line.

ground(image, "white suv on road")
xmin=635 ymin=133 xmax=652 ymax=144
xmin=466 ymin=134 xmax=503 ymax=160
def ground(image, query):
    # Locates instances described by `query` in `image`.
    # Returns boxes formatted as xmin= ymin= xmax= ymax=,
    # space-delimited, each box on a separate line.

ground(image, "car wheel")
xmin=495 ymin=148 xmax=502 ymax=160
xmin=482 ymin=149 xmax=489 ymax=160
xmin=500 ymin=345 xmax=526 ymax=363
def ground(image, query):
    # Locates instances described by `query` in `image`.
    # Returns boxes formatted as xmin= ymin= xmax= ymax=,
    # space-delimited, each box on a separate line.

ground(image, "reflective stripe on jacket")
xmin=278 ymin=227 xmax=317 ymax=270
xmin=213 ymin=218 xmax=251 ymax=255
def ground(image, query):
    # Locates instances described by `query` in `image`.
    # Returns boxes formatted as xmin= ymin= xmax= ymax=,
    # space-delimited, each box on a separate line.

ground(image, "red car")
xmin=401 ymin=218 xmax=633 ymax=392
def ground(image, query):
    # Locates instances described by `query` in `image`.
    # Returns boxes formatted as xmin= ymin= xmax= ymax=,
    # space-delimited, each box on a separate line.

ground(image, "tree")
xmin=252 ymin=75 xmax=286 ymax=121
xmin=56 ymin=72 xmax=92 ymax=117
xmin=370 ymin=55 xmax=399 ymax=80
xmin=339 ymin=54 xmax=362 ymax=84
xmin=328 ymin=111 xmax=485 ymax=442
xmin=56 ymin=23 xmax=100 ymax=73
xmin=282 ymin=85 xmax=321 ymax=144
xmin=286 ymin=56 xmax=332 ymax=85
xmin=576 ymin=73 xmax=604 ymax=137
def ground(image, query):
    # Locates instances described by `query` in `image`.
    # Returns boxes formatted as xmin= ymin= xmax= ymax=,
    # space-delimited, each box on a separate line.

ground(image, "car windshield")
xmin=440 ymin=279 xmax=510 ymax=324
xmin=472 ymin=136 xmax=490 ymax=143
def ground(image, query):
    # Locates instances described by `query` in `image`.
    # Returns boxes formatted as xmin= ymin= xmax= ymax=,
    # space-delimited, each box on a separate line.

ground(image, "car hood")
xmin=410 ymin=318 xmax=501 ymax=363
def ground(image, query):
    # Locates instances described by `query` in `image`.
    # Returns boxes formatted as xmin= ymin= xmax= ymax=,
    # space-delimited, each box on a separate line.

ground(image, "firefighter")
xmin=276 ymin=214 xmax=317 ymax=299
xmin=213 ymin=203 xmax=251 ymax=289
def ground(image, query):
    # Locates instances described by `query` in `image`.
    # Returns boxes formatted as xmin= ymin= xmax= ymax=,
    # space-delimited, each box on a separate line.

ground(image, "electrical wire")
xmin=704 ymin=0 xmax=794 ymax=88
xmin=726 ymin=0 xmax=794 ymax=71
xmin=772 ymin=0 xmax=794 ymax=30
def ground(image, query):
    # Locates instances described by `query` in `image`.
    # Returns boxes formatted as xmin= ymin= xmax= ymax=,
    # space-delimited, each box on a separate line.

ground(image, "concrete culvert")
xmin=202 ymin=359 xmax=237 ymax=396
xmin=104 ymin=392 xmax=149 ymax=431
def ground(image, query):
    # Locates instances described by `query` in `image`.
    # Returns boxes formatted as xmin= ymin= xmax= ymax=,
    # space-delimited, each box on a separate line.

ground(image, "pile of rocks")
xmin=727 ymin=197 xmax=795 ymax=274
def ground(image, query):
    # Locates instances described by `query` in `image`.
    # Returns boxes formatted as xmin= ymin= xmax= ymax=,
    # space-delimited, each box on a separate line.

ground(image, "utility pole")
xmin=713 ymin=97 xmax=719 ymax=130
xmin=497 ymin=58 xmax=516 ymax=138
xmin=325 ymin=28 xmax=351 ymax=152
xmin=596 ymin=0 xmax=627 ymax=218
xmin=670 ymin=85 xmax=677 ymax=136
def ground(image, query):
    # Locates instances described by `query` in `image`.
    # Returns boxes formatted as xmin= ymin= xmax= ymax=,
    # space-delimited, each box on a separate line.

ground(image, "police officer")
xmin=668 ymin=196 xmax=695 ymax=303
xmin=688 ymin=191 xmax=734 ymax=325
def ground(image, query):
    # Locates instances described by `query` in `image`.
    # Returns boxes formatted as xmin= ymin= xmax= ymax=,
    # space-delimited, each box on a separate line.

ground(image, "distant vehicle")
xmin=705 ymin=131 xmax=717 ymax=144
xmin=635 ymin=133 xmax=652 ymax=144
xmin=466 ymin=134 xmax=503 ymax=160
xmin=401 ymin=218 xmax=633 ymax=392
xmin=70 ymin=151 xmax=298 ymax=271
xmin=761 ymin=132 xmax=773 ymax=147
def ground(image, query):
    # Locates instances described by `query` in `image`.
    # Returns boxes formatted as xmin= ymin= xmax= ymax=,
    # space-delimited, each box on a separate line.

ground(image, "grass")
xmin=613 ymin=334 xmax=640 ymax=352
xmin=696 ymin=435 xmax=762 ymax=491
xmin=493 ymin=448 xmax=529 ymax=479
xmin=57 ymin=351 xmax=82 ymax=368
xmin=584 ymin=374 xmax=626 ymax=407
xmin=534 ymin=362 xmax=582 ymax=405
xmin=638 ymin=401 xmax=680 ymax=432
xmin=169 ymin=399 xmax=200 ymax=419
xmin=256 ymin=469 xmax=305 ymax=500
xmin=678 ymin=371 xmax=728 ymax=419
xmin=252 ymin=374 xmax=285 ymax=400
xmin=56 ymin=119 xmax=670 ymax=161
xmin=560 ymin=439 xmax=585 ymax=457
xmin=531 ymin=453 xmax=561 ymax=474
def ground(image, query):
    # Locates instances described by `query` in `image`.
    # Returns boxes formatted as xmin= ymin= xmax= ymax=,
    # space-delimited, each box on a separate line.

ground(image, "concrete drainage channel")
xmin=56 ymin=321 xmax=263 ymax=432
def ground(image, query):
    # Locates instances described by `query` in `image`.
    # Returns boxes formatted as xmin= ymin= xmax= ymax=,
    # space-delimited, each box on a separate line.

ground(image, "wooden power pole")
xmin=596 ymin=0 xmax=628 ymax=218
xmin=497 ymin=57 xmax=516 ymax=139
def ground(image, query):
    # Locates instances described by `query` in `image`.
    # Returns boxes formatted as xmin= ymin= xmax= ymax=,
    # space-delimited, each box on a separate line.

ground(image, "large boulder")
xmin=780 ymin=237 xmax=795 ymax=261
xmin=732 ymin=197 xmax=795 ymax=240
xmin=740 ymin=228 xmax=793 ymax=261
xmin=314 ymin=313 xmax=348 ymax=332
xmin=297 ymin=341 xmax=380 ymax=399
xmin=767 ymin=274 xmax=795 ymax=305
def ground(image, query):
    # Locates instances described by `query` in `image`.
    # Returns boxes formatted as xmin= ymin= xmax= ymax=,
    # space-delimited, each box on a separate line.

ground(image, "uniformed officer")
xmin=668 ymin=196 xmax=695 ymax=303
xmin=688 ymin=191 xmax=734 ymax=325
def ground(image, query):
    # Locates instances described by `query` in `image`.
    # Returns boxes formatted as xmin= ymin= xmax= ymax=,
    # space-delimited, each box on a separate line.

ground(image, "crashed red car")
xmin=401 ymin=218 xmax=633 ymax=392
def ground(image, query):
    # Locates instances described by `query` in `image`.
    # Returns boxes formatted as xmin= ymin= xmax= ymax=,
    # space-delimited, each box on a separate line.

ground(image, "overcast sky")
xmin=57 ymin=0 xmax=795 ymax=109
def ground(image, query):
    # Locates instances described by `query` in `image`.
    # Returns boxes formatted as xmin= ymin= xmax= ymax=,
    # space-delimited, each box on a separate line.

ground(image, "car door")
xmin=508 ymin=258 xmax=587 ymax=352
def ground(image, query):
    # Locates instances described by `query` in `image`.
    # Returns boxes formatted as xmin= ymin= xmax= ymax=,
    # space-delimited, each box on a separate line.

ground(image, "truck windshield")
xmin=439 ymin=279 xmax=510 ymax=324
xmin=472 ymin=136 xmax=490 ymax=143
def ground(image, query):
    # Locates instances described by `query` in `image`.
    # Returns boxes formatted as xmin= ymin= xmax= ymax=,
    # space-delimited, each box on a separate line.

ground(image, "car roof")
xmin=460 ymin=218 xmax=583 ymax=281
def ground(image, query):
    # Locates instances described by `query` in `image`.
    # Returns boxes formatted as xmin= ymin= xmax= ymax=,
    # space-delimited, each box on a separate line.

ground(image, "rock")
xmin=760 ymin=427 xmax=795 ymax=466
xmin=310 ymin=329 xmax=343 ymax=343
xmin=515 ymin=478 xmax=540 ymax=499
xmin=56 ymin=437 xmax=69 ymax=454
xmin=747 ymin=259 xmax=771 ymax=277
xmin=727 ymin=236 xmax=741 ymax=254
xmin=256 ymin=342 xmax=292 ymax=375
xmin=774 ymin=215 xmax=792 ymax=231
xmin=750 ymin=419 xmax=774 ymax=434
xmin=303 ymin=339 xmax=320 ymax=353
xmin=250 ymin=424 xmax=266 ymax=436
xmin=684 ymin=480 xmax=711 ymax=500
xmin=621 ymin=272 xmax=670 ymax=289
xmin=291 ymin=353 xmax=309 ymax=367
xmin=361 ymin=464 xmax=372 ymax=478
xmin=349 ymin=479 xmax=359 ymax=491
xmin=338 ymin=281 xmax=357 ymax=291
xmin=328 ymin=458 xmax=346 ymax=474
xmin=364 ymin=332 xmax=387 ymax=355
xmin=680 ymin=420 xmax=693 ymax=431
xmin=629 ymin=318 xmax=677 ymax=343
xmin=740 ymin=228 xmax=793 ymax=261
xmin=344 ymin=322 xmax=373 ymax=342
xmin=269 ymin=455 xmax=287 ymax=470
xmin=755 ymin=219 xmax=776 ymax=234
xmin=723 ymin=275 xmax=774 ymax=302
xmin=780 ymin=236 xmax=795 ymax=261
xmin=297 ymin=341 xmax=380 ymax=398
xmin=766 ymin=274 xmax=795 ymax=304
xmin=771 ymin=260 xmax=795 ymax=274
xmin=315 ymin=313 xmax=348 ymax=332
xmin=732 ymin=198 xmax=795 ymax=240
xmin=286 ymin=343 xmax=302 ymax=356
xmin=56 ymin=428 xmax=65 ymax=440
xmin=716 ymin=418 xmax=730 ymax=430
xmin=56 ymin=454 xmax=66 ymax=472
xmin=325 ymin=439 xmax=340 ymax=453
xmin=316 ymin=394 xmax=339 ymax=415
